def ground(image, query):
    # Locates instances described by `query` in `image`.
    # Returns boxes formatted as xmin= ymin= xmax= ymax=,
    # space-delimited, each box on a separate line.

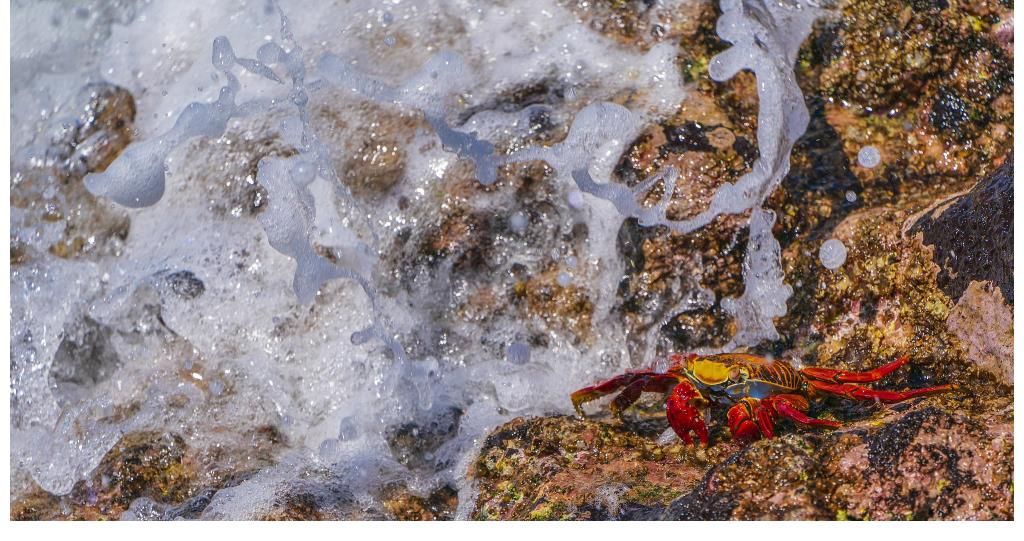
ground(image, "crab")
xmin=571 ymin=353 xmax=954 ymax=446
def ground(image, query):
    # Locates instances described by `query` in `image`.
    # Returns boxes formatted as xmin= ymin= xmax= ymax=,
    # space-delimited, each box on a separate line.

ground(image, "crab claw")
xmin=726 ymin=398 xmax=762 ymax=442
xmin=666 ymin=380 xmax=709 ymax=446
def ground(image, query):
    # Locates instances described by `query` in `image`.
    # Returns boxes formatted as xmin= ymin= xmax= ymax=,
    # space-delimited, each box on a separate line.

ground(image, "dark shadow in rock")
xmin=909 ymin=159 xmax=1013 ymax=303
xmin=867 ymin=407 xmax=934 ymax=471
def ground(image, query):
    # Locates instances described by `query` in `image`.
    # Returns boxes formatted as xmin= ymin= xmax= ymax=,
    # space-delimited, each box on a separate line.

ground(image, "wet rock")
xmin=161 ymin=270 xmax=206 ymax=300
xmin=381 ymin=484 xmax=458 ymax=520
xmin=46 ymin=83 xmax=137 ymax=180
xmin=560 ymin=0 xmax=712 ymax=51
xmin=386 ymin=407 xmax=463 ymax=471
xmin=946 ymin=281 xmax=1012 ymax=385
xmin=521 ymin=265 xmax=595 ymax=344
xmin=50 ymin=315 xmax=120 ymax=388
xmin=823 ymin=403 xmax=1013 ymax=520
xmin=929 ymin=86 xmax=971 ymax=134
xmin=470 ymin=398 xmax=1012 ymax=520
xmin=663 ymin=401 xmax=1012 ymax=520
xmin=807 ymin=0 xmax=1012 ymax=197
xmin=909 ymin=160 xmax=1013 ymax=304
xmin=257 ymin=478 xmax=359 ymax=521
xmin=11 ymin=424 xmax=289 ymax=521
xmin=12 ymin=431 xmax=195 ymax=520
xmin=314 ymin=100 xmax=419 ymax=199
xmin=183 ymin=132 xmax=296 ymax=218
xmin=470 ymin=416 xmax=739 ymax=520
xmin=342 ymin=137 xmax=406 ymax=198
xmin=249 ymin=476 xmax=457 ymax=521
xmin=9 ymin=82 xmax=136 ymax=262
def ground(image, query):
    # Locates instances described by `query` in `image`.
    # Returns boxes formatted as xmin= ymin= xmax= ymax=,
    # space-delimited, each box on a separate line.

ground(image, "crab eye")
xmin=729 ymin=367 xmax=747 ymax=381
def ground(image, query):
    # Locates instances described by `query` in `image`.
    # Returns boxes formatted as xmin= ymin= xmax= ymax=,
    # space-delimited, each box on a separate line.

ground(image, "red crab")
xmin=571 ymin=353 xmax=954 ymax=446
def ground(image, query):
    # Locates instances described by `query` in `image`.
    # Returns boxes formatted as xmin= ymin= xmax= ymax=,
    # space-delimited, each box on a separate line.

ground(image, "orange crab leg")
xmin=570 ymin=371 xmax=679 ymax=416
xmin=807 ymin=379 xmax=954 ymax=403
xmin=800 ymin=355 xmax=909 ymax=383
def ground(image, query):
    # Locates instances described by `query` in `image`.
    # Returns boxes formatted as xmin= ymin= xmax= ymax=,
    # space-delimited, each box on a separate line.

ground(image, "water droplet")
xmin=819 ymin=239 xmax=848 ymax=270
xmin=509 ymin=211 xmax=528 ymax=234
xmin=857 ymin=146 xmax=881 ymax=168
xmin=567 ymin=190 xmax=585 ymax=209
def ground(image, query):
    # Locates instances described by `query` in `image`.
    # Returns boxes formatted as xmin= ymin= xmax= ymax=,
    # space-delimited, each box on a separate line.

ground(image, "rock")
xmin=386 ymin=407 xmax=463 ymax=471
xmin=946 ymin=281 xmax=1013 ymax=385
xmin=381 ymin=484 xmax=458 ymax=520
xmin=49 ymin=315 xmax=121 ymax=396
xmin=183 ymin=132 xmax=296 ymax=218
xmin=560 ymin=0 xmax=712 ymax=52
xmin=161 ymin=270 xmax=206 ymax=300
xmin=11 ymin=426 xmax=288 ymax=521
xmin=11 ymin=431 xmax=195 ymax=520
xmin=470 ymin=416 xmax=740 ymax=520
xmin=9 ymin=82 xmax=137 ymax=262
xmin=664 ymin=402 xmax=1012 ymax=520
xmin=909 ymin=160 xmax=1013 ymax=304
xmin=47 ymin=83 xmax=137 ymax=180
xmin=470 ymin=400 xmax=1012 ymax=520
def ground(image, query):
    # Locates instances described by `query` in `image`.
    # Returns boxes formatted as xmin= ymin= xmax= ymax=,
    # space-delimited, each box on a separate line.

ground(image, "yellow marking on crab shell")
xmin=690 ymin=359 xmax=732 ymax=385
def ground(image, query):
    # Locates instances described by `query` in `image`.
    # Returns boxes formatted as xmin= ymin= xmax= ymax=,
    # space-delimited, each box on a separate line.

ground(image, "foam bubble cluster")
xmin=11 ymin=0 xmax=832 ymax=516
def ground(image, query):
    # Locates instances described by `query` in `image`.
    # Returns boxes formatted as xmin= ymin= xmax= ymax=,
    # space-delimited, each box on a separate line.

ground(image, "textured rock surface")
xmin=946 ymin=281 xmax=1013 ymax=385
xmin=10 ymin=0 xmax=1013 ymax=522
xmin=471 ymin=398 xmax=1013 ymax=520
xmin=909 ymin=160 xmax=1013 ymax=304
xmin=467 ymin=0 xmax=1013 ymax=521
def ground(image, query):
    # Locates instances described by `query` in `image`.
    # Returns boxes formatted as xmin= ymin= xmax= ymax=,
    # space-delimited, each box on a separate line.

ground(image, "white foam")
xmin=10 ymin=0 xmax=829 ymax=516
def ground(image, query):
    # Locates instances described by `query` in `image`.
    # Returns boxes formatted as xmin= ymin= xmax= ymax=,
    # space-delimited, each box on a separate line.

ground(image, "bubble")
xmin=509 ymin=211 xmax=528 ymax=234
xmin=819 ymin=239 xmax=848 ymax=270
xmin=857 ymin=145 xmax=881 ymax=168
xmin=506 ymin=342 xmax=530 ymax=365
xmin=845 ymin=190 xmax=857 ymax=203
xmin=338 ymin=416 xmax=360 ymax=441
xmin=350 ymin=327 xmax=374 ymax=345
xmin=557 ymin=272 xmax=571 ymax=287
xmin=567 ymin=190 xmax=585 ymax=209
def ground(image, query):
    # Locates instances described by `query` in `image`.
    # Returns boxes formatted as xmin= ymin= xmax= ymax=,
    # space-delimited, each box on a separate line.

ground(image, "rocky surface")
xmin=468 ymin=0 xmax=1013 ymax=521
xmin=10 ymin=0 xmax=1013 ymax=522
xmin=10 ymin=82 xmax=136 ymax=263
xmin=471 ymin=398 xmax=1013 ymax=520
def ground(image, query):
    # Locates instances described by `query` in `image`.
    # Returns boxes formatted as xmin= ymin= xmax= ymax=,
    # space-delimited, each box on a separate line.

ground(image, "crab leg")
xmin=800 ymin=355 xmax=910 ymax=383
xmin=570 ymin=371 xmax=679 ymax=416
xmin=762 ymin=395 xmax=841 ymax=433
xmin=666 ymin=379 xmax=709 ymax=446
xmin=726 ymin=398 xmax=762 ymax=442
xmin=807 ymin=379 xmax=954 ymax=403
xmin=729 ymin=395 xmax=840 ymax=441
